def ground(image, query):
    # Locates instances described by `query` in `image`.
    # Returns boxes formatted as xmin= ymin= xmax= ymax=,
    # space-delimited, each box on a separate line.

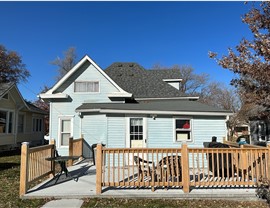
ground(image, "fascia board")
xmin=77 ymin=108 xmax=233 ymax=116
xmin=163 ymin=79 xmax=183 ymax=82
xmin=107 ymin=93 xmax=133 ymax=98
xmin=45 ymin=55 xmax=130 ymax=95
xmin=13 ymin=85 xmax=30 ymax=110
xmin=136 ymin=97 xmax=200 ymax=101
xmin=39 ymin=93 xmax=68 ymax=99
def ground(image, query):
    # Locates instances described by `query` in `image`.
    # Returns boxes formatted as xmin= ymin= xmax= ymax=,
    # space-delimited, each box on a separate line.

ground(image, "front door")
xmin=126 ymin=117 xmax=147 ymax=165
xmin=129 ymin=118 xmax=146 ymax=148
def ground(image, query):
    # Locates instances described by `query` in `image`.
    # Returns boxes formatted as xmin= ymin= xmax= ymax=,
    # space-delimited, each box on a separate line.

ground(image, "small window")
xmin=18 ymin=114 xmax=24 ymax=133
xmin=74 ymin=81 xmax=99 ymax=93
xmin=33 ymin=118 xmax=43 ymax=132
xmin=2 ymin=93 xmax=8 ymax=100
xmin=175 ymin=118 xmax=192 ymax=142
xmin=0 ymin=110 xmax=13 ymax=134
xmin=60 ymin=119 xmax=71 ymax=146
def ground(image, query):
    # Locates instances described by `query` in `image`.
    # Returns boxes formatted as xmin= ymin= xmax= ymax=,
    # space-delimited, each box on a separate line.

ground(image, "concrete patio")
xmin=23 ymin=159 xmax=260 ymax=201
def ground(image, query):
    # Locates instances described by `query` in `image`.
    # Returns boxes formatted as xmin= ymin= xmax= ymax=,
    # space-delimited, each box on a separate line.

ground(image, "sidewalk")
xmin=41 ymin=199 xmax=83 ymax=208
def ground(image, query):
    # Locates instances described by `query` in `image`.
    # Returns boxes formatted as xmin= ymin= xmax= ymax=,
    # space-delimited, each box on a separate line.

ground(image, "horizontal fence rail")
xmin=20 ymin=141 xmax=55 ymax=197
xmin=96 ymin=143 xmax=270 ymax=194
xmin=101 ymin=148 xmax=183 ymax=190
xmin=188 ymin=147 xmax=270 ymax=187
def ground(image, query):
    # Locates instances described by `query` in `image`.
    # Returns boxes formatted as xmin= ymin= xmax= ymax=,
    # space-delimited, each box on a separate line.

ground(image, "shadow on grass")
xmin=0 ymin=149 xmax=21 ymax=157
xmin=0 ymin=162 xmax=20 ymax=171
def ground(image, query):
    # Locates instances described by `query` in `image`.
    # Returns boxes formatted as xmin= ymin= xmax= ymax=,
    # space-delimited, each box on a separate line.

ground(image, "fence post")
xmin=49 ymin=139 xmax=56 ymax=177
xmin=96 ymin=143 xmax=103 ymax=195
xmin=80 ymin=138 xmax=84 ymax=160
xmin=19 ymin=142 xmax=29 ymax=197
xmin=68 ymin=137 xmax=74 ymax=166
xmin=181 ymin=143 xmax=190 ymax=193
xmin=267 ymin=142 xmax=270 ymax=179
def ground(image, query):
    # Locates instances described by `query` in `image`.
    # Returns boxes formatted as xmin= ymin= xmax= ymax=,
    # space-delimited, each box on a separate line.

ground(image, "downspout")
xmin=49 ymin=102 xmax=53 ymax=143
xmin=225 ymin=115 xmax=230 ymax=141
xmin=15 ymin=105 xmax=25 ymax=147
xmin=79 ymin=112 xmax=83 ymax=138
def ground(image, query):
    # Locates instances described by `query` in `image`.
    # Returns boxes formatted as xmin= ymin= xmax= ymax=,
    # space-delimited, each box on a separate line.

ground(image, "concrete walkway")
xmin=41 ymin=199 xmax=83 ymax=208
xmin=24 ymin=159 xmax=260 ymax=203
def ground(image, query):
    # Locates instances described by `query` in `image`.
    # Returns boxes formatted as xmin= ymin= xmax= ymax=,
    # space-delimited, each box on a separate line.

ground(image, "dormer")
xmin=163 ymin=79 xmax=182 ymax=90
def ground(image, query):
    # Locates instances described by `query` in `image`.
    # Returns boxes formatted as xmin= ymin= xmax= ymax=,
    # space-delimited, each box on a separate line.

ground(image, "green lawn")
xmin=0 ymin=150 xmax=268 ymax=208
xmin=0 ymin=150 xmax=50 ymax=208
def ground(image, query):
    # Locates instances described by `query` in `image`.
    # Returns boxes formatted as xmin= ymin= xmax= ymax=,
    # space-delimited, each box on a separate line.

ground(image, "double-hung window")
xmin=59 ymin=116 xmax=73 ymax=147
xmin=74 ymin=81 xmax=99 ymax=93
xmin=174 ymin=118 xmax=192 ymax=142
xmin=33 ymin=118 xmax=43 ymax=132
xmin=0 ymin=110 xmax=13 ymax=134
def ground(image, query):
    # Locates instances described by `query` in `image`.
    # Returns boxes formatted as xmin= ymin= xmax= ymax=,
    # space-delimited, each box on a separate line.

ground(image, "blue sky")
xmin=0 ymin=1 xmax=254 ymax=101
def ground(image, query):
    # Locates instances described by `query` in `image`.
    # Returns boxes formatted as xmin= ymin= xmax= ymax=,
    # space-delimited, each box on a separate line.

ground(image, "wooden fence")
xmin=68 ymin=137 xmax=84 ymax=166
xmin=19 ymin=137 xmax=84 ymax=197
xmin=19 ymin=140 xmax=55 ymax=197
xmin=96 ymin=143 xmax=270 ymax=194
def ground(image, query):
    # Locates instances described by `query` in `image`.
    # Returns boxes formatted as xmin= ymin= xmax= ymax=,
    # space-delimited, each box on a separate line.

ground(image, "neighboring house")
xmin=0 ymin=82 xmax=47 ymax=151
xmin=40 ymin=55 xmax=232 ymax=156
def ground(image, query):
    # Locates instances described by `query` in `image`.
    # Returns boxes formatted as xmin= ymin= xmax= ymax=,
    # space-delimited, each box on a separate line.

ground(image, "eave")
xmin=76 ymin=108 xmax=233 ymax=117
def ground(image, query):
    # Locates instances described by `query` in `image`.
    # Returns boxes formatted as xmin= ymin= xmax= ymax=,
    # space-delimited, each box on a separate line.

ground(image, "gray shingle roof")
xmin=0 ymin=82 xmax=47 ymax=114
xmin=76 ymin=100 xmax=231 ymax=115
xmin=25 ymin=101 xmax=48 ymax=115
xmin=104 ymin=63 xmax=186 ymax=98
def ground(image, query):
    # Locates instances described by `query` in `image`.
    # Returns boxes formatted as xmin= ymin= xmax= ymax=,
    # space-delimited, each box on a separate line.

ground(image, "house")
xmin=0 ymin=82 xmax=47 ymax=151
xmin=40 ymin=55 xmax=232 ymax=156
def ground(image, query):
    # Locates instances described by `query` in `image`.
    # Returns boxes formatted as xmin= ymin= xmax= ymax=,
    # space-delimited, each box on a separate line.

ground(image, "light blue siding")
xmin=191 ymin=116 xmax=227 ymax=147
xmin=148 ymin=117 xmax=175 ymax=148
xmin=147 ymin=116 xmax=227 ymax=148
xmin=107 ymin=115 xmax=126 ymax=148
xmin=82 ymin=114 xmax=107 ymax=145
xmin=49 ymin=60 xmax=228 ymax=155
xmin=50 ymin=61 xmax=120 ymax=154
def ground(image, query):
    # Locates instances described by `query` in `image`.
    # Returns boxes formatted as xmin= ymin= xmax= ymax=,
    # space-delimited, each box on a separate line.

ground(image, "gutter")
xmin=76 ymin=108 xmax=233 ymax=116
xmin=136 ymin=97 xmax=200 ymax=101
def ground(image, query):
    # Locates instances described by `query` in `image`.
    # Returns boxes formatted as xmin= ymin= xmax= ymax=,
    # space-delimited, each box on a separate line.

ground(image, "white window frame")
xmin=173 ymin=117 xmax=193 ymax=143
xmin=74 ymin=81 xmax=100 ymax=93
xmin=58 ymin=116 xmax=74 ymax=148
xmin=0 ymin=109 xmax=14 ymax=134
xmin=125 ymin=115 xmax=147 ymax=148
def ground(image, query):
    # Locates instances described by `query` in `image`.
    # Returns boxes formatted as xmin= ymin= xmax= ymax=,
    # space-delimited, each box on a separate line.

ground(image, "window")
xmin=130 ymin=118 xmax=143 ymax=141
xmin=74 ymin=81 xmax=99 ymax=92
xmin=0 ymin=110 xmax=13 ymax=134
xmin=33 ymin=118 xmax=43 ymax=132
xmin=18 ymin=114 xmax=24 ymax=133
xmin=175 ymin=118 xmax=192 ymax=142
xmin=60 ymin=119 xmax=71 ymax=146
xmin=2 ymin=93 xmax=8 ymax=100
xmin=8 ymin=112 xmax=13 ymax=133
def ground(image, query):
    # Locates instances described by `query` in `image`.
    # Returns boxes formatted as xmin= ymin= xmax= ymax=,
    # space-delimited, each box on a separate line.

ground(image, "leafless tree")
xmin=152 ymin=64 xmax=209 ymax=96
xmin=51 ymin=47 xmax=77 ymax=81
xmin=199 ymin=82 xmax=240 ymax=112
